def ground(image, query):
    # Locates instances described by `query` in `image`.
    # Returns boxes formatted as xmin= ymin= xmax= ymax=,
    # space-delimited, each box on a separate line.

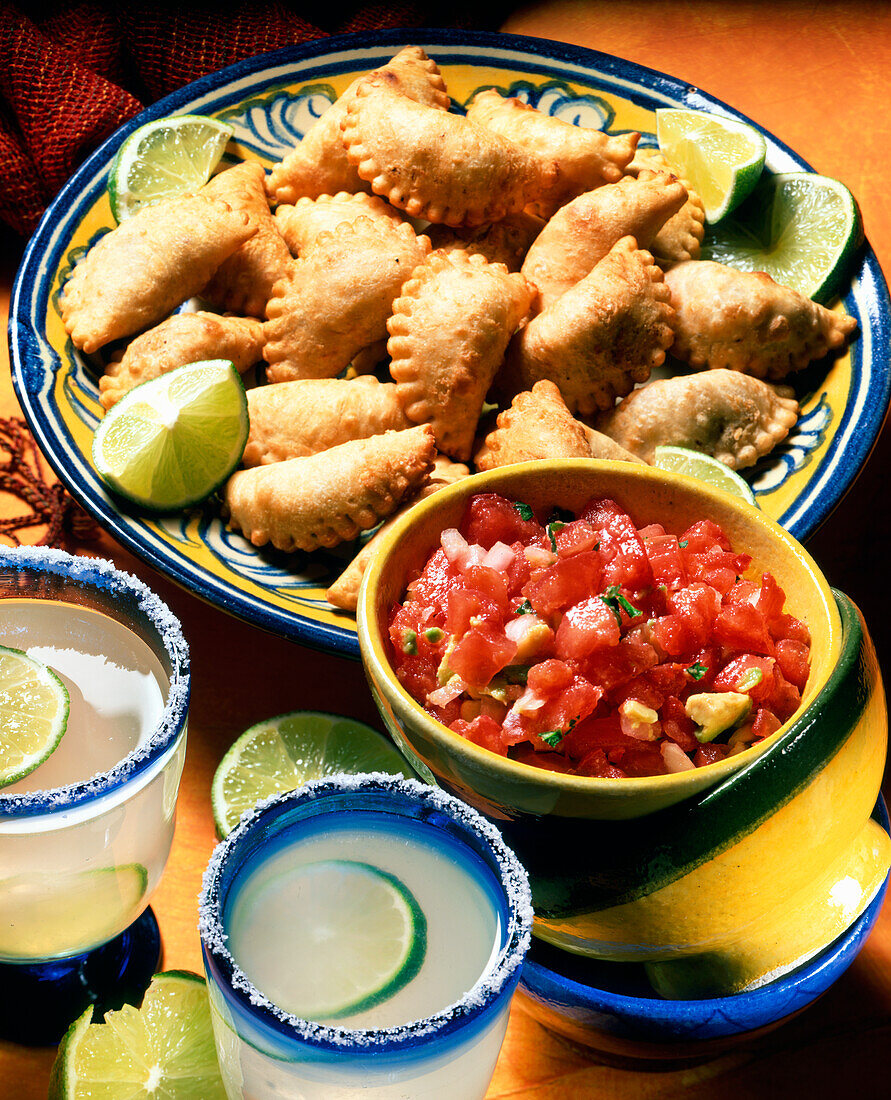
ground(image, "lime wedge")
xmin=92 ymin=359 xmax=248 ymax=512
xmin=652 ymin=444 xmax=759 ymax=507
xmin=108 ymin=114 xmax=233 ymax=221
xmin=49 ymin=970 xmax=226 ymax=1099
xmin=701 ymin=171 xmax=863 ymax=302
xmin=656 ymin=107 xmax=767 ymax=224
xmin=238 ymin=859 xmax=427 ymax=1020
xmin=212 ymin=710 xmax=414 ymax=837
xmin=0 ymin=645 xmax=69 ymax=787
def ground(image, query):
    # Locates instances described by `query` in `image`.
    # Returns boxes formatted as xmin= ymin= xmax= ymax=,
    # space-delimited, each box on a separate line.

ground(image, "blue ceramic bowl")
xmin=516 ymin=798 xmax=889 ymax=1062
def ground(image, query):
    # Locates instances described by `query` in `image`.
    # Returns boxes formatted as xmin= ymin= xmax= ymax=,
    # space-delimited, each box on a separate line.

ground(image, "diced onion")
xmin=426 ymin=676 xmax=467 ymax=707
xmin=441 ymin=528 xmax=469 ymax=564
xmin=661 ymin=741 xmax=696 ymax=772
xmin=511 ymin=687 xmax=547 ymax=715
xmin=525 ymin=545 xmax=557 ymax=568
xmin=505 ymin=612 xmax=541 ymax=643
xmin=483 ymin=540 xmax=516 ymax=571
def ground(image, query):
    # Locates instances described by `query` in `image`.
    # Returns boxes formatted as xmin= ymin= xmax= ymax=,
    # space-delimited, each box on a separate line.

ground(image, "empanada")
xmin=341 ymin=71 xmax=561 ymax=227
xmin=223 ymin=424 xmax=436 ymax=553
xmin=388 ymin=249 xmax=535 ymax=460
xmin=274 ymin=192 xmax=405 ymax=256
xmin=596 ymin=369 xmax=800 ymax=470
xmin=474 ymin=379 xmax=641 ymax=469
xmin=266 ymin=46 xmax=450 ymax=206
xmin=625 ymin=148 xmax=706 ymax=266
xmin=466 ymin=88 xmax=639 ymax=217
xmin=665 ymin=261 xmax=858 ymax=379
xmin=242 ymin=376 xmax=410 ymax=466
xmin=201 ymin=161 xmax=293 ymax=317
xmin=520 ymin=170 xmax=688 ymax=310
xmin=498 ymin=236 xmax=676 ymax=415
xmin=326 ymin=455 xmax=470 ymax=612
xmin=425 ymin=213 xmax=545 ymax=272
xmin=99 ymin=311 xmax=265 ymax=410
xmin=61 ymin=194 xmax=256 ymax=353
xmin=263 ymin=216 xmax=430 ymax=383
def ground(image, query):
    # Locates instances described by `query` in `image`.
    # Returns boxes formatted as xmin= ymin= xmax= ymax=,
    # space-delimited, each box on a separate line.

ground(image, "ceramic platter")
xmin=10 ymin=29 xmax=890 ymax=658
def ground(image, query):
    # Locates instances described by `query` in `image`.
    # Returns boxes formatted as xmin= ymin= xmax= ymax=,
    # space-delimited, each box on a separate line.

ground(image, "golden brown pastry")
xmin=200 ymin=161 xmax=293 ymax=318
xmin=61 ymin=194 xmax=256 ymax=353
xmin=596 ymin=369 xmax=800 ymax=470
xmin=341 ymin=70 xmax=561 ymax=227
xmin=263 ymin=216 xmax=431 ymax=383
xmin=266 ymin=46 xmax=450 ymax=206
xmin=498 ymin=236 xmax=676 ymax=415
xmin=274 ymin=192 xmax=406 ymax=256
xmin=425 ymin=213 xmax=545 ymax=272
xmin=665 ymin=261 xmax=858 ymax=379
xmin=466 ymin=88 xmax=639 ymax=217
xmin=387 ymin=249 xmax=535 ymax=460
xmin=242 ymin=377 xmax=410 ymax=466
xmin=520 ymin=170 xmax=688 ymax=310
xmin=99 ymin=311 xmax=264 ymax=410
xmin=223 ymin=424 xmax=437 ymax=553
xmin=326 ymin=455 xmax=471 ymax=611
xmin=625 ymin=148 xmax=706 ymax=266
xmin=474 ymin=379 xmax=641 ymax=469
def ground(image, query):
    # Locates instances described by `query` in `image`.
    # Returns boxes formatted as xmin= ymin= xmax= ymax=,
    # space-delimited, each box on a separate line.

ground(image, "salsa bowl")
xmin=356 ymin=460 xmax=890 ymax=998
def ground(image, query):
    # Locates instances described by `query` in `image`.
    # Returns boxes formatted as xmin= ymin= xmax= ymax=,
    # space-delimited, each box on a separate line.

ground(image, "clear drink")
xmin=0 ymin=547 xmax=190 ymax=1044
xmin=200 ymin=775 xmax=532 ymax=1100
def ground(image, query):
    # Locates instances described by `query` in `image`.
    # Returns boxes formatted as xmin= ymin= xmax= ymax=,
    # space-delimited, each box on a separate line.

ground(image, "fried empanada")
xmin=466 ymin=88 xmax=639 ymax=217
xmin=341 ymin=71 xmax=561 ymax=227
xmin=475 ymin=379 xmax=642 ymax=469
xmin=520 ymin=170 xmax=688 ymax=310
xmin=61 ymin=194 xmax=256 ymax=353
xmin=263 ymin=216 xmax=430 ymax=383
xmin=242 ymin=376 xmax=410 ymax=466
xmin=388 ymin=249 xmax=535 ymax=460
xmin=224 ymin=424 xmax=436 ymax=553
xmin=425 ymin=212 xmax=545 ymax=272
xmin=498 ymin=236 xmax=676 ymax=415
xmin=200 ymin=161 xmax=293 ymax=317
xmin=596 ymin=369 xmax=800 ymax=470
xmin=326 ymin=455 xmax=471 ymax=611
xmin=665 ymin=261 xmax=858 ymax=379
xmin=625 ymin=148 xmax=706 ymax=266
xmin=274 ymin=192 xmax=406 ymax=256
xmin=266 ymin=46 xmax=450 ymax=206
xmin=99 ymin=311 xmax=265 ymax=410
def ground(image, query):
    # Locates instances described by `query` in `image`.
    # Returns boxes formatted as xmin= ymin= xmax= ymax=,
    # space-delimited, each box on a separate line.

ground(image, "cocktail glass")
xmin=199 ymin=774 xmax=533 ymax=1100
xmin=0 ymin=546 xmax=190 ymax=1045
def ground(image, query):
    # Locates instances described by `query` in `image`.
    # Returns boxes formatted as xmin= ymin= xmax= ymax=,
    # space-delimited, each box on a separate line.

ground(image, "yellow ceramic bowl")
xmin=357 ymin=460 xmax=890 ymax=997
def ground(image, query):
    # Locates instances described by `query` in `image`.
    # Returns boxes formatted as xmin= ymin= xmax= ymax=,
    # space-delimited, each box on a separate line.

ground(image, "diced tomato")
xmin=693 ymin=743 xmax=729 ymax=767
xmin=460 ymin=493 xmax=544 ymax=550
xmin=775 ymin=638 xmax=811 ymax=690
xmin=404 ymin=547 xmax=456 ymax=612
xmin=751 ymin=707 xmax=783 ymax=740
xmin=643 ymin=531 xmax=688 ymax=589
xmin=575 ymin=748 xmax=628 ymax=778
xmin=554 ymin=596 xmax=621 ymax=660
xmin=581 ymin=498 xmax=654 ymax=589
xmin=555 ymin=520 xmax=600 ymax=557
xmin=450 ymin=715 xmax=509 ymax=756
xmin=523 ymin=551 xmax=602 ymax=618
xmin=446 ymin=588 xmax=501 ymax=636
xmin=714 ymin=600 xmax=775 ymax=656
xmin=561 ymin=715 xmax=626 ymax=759
xmin=449 ymin=624 xmax=517 ymax=688
xmin=461 ymin=564 xmax=510 ymax=611
xmin=681 ymin=519 xmax=734 ymax=554
xmin=666 ymin=583 xmax=721 ymax=647
xmin=511 ymin=745 xmax=577 ymax=773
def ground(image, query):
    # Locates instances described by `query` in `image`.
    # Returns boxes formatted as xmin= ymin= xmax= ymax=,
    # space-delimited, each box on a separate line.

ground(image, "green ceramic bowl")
xmin=357 ymin=460 xmax=890 ymax=997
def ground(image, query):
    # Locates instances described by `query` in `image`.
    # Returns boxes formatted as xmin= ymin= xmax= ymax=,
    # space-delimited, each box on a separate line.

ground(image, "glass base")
xmin=0 ymin=907 xmax=162 ymax=1047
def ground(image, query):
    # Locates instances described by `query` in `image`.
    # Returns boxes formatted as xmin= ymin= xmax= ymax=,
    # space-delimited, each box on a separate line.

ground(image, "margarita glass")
xmin=199 ymin=774 xmax=533 ymax=1100
xmin=0 ymin=546 xmax=189 ymax=1045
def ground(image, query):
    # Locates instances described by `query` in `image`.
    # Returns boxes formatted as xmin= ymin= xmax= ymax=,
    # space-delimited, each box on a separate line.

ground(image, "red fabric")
xmin=0 ymin=0 xmax=498 ymax=237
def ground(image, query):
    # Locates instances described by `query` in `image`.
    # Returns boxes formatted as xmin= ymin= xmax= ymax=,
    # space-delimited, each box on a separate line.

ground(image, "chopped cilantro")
xmin=540 ymin=729 xmax=564 ymax=748
xmin=401 ymin=628 xmax=418 ymax=655
xmin=599 ymin=585 xmax=642 ymax=627
xmin=547 ymin=520 xmax=566 ymax=552
xmin=515 ymin=598 xmax=534 ymax=615
xmin=737 ymin=667 xmax=764 ymax=692
xmin=503 ymin=664 xmax=530 ymax=685
xmin=686 ymin=662 xmax=708 ymax=680
xmin=513 ymin=501 xmax=534 ymax=520
xmin=423 ymin=627 xmax=444 ymax=643
xmin=679 ymin=539 xmax=688 ymax=549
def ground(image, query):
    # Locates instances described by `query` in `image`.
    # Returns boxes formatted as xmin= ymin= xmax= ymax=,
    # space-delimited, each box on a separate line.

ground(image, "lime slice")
xmin=652 ymin=444 xmax=759 ymax=507
xmin=108 ymin=114 xmax=233 ymax=221
xmin=701 ymin=171 xmax=863 ymax=302
xmin=656 ymin=107 xmax=767 ymax=223
xmin=0 ymin=864 xmax=147 ymax=959
xmin=212 ymin=710 xmax=414 ymax=837
xmin=92 ymin=359 xmax=248 ymax=512
xmin=240 ymin=859 xmax=427 ymax=1020
xmin=0 ymin=645 xmax=69 ymax=787
xmin=49 ymin=970 xmax=227 ymax=1099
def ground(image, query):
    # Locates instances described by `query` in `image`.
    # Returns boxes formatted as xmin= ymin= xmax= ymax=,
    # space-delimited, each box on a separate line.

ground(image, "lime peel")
xmin=652 ymin=444 xmax=759 ymax=507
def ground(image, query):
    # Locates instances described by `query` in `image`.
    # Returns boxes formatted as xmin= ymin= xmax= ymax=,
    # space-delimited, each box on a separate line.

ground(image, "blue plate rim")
xmin=9 ymin=27 xmax=890 ymax=658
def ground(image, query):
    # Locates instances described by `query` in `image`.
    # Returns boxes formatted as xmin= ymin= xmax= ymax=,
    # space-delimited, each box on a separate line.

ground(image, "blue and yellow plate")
xmin=9 ymin=29 xmax=890 ymax=656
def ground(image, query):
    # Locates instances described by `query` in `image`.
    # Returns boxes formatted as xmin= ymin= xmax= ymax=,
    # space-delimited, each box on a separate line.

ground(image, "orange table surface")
xmin=3 ymin=2 xmax=891 ymax=1095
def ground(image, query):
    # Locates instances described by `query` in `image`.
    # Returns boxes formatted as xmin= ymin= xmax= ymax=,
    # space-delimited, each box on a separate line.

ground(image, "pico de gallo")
xmin=388 ymin=492 xmax=811 ymax=777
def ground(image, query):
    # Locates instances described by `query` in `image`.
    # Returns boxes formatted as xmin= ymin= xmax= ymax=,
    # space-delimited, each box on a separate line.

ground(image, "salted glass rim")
xmin=198 ymin=773 xmax=534 ymax=1053
xmin=0 ymin=546 xmax=190 ymax=818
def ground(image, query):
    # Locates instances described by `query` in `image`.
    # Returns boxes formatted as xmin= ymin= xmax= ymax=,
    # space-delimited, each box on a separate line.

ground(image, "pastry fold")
xmin=274 ymin=192 xmax=406 ymax=255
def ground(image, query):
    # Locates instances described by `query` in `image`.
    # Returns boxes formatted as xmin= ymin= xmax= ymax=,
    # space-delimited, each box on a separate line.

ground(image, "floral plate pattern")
xmin=9 ymin=29 xmax=890 ymax=657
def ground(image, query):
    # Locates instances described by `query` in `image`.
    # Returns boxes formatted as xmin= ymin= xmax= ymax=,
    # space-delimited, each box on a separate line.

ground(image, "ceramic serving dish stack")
xmin=357 ymin=460 xmax=891 ymax=1058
